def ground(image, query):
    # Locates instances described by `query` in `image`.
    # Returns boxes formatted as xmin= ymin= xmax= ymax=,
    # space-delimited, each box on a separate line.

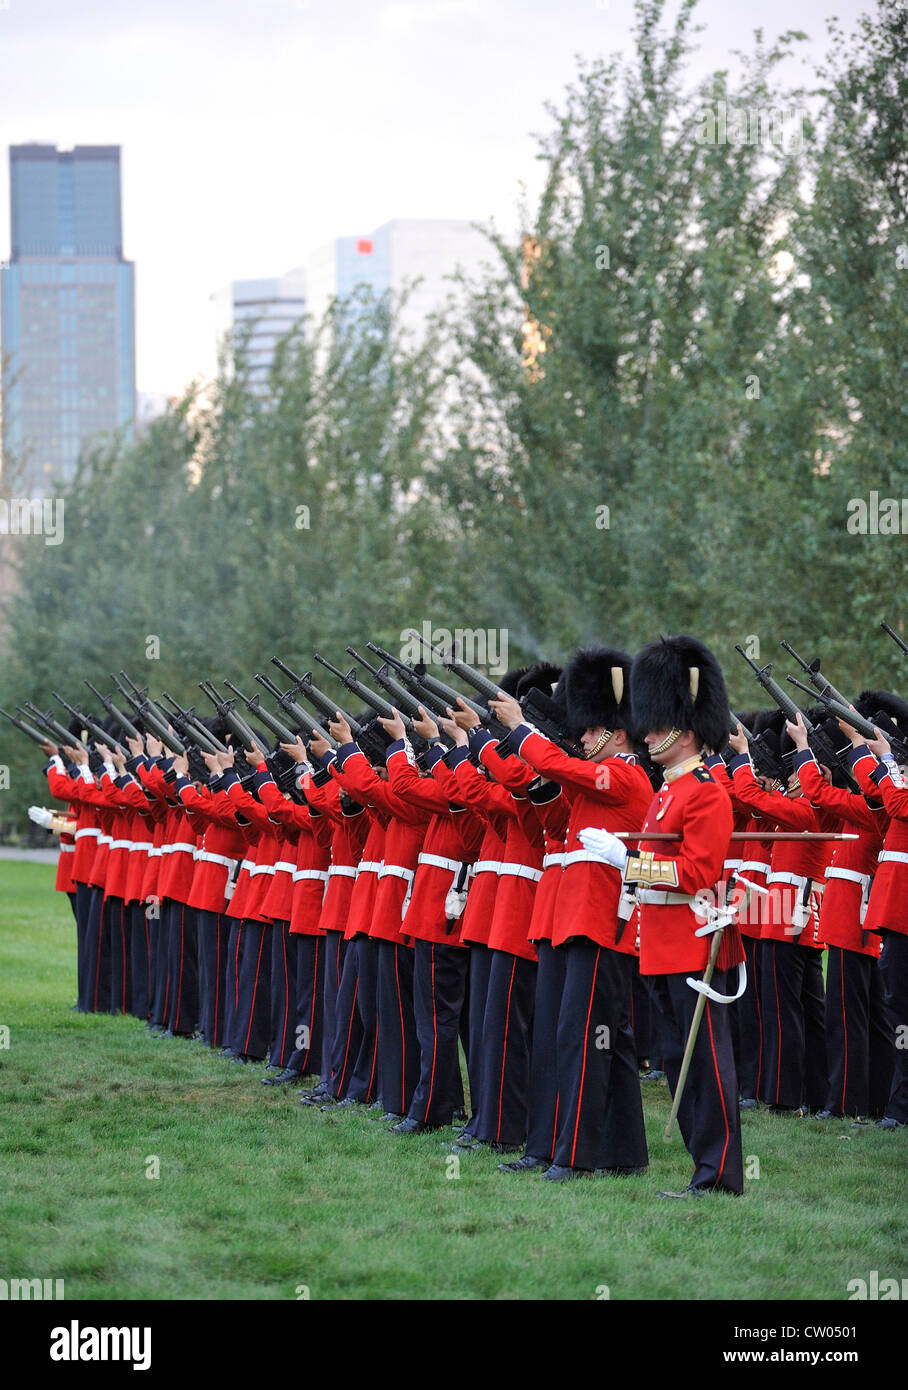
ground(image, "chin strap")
xmin=650 ymin=727 xmax=682 ymax=755
xmin=585 ymin=729 xmax=613 ymax=759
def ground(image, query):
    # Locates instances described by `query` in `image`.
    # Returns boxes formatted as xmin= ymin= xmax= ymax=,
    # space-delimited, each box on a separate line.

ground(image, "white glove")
xmin=578 ymin=826 xmax=628 ymax=869
xmin=28 ymin=805 xmax=54 ymax=829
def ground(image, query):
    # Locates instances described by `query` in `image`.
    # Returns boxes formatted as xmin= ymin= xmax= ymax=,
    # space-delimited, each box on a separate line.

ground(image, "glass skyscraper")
xmin=1 ymin=144 xmax=136 ymax=492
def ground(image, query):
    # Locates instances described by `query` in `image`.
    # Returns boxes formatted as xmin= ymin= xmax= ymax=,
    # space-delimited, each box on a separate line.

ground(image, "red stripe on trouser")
xmin=213 ymin=916 xmax=222 ymax=1046
xmin=839 ymin=953 xmax=848 ymax=1113
xmin=243 ymin=927 xmax=267 ymax=1055
xmin=395 ymin=947 xmax=406 ymax=1115
xmin=278 ymin=926 xmax=290 ymax=1064
xmin=303 ymin=939 xmax=320 ymax=1067
xmin=705 ymin=1001 xmax=731 ymax=1184
xmin=92 ymin=908 xmax=103 ymax=1011
xmin=422 ymin=946 xmax=438 ymax=1123
xmin=174 ymin=906 xmax=185 ymax=1026
xmin=335 ymin=981 xmax=359 ymax=1090
xmin=754 ymin=948 xmax=763 ymax=1093
xmin=117 ymin=906 xmax=126 ymax=1013
xmin=495 ymin=958 xmax=518 ymax=1142
xmin=569 ymin=948 xmax=600 ymax=1167
xmin=772 ymin=949 xmax=782 ymax=1104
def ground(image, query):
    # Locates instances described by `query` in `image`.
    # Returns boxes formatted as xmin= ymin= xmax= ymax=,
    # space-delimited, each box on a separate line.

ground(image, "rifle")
xmin=786 ymin=677 xmax=908 ymax=766
xmin=735 ymin=646 xmax=857 ymax=790
xmin=270 ymin=658 xmax=344 ymax=722
xmin=84 ymin=680 xmax=142 ymax=744
xmin=0 ymin=705 xmax=54 ymax=748
xmin=158 ymin=692 xmax=227 ymax=755
xmin=345 ymin=648 xmax=425 ymax=730
xmin=223 ymin=681 xmax=296 ymax=746
xmin=22 ymin=699 xmax=86 ymax=750
xmin=881 ymin=621 xmax=908 ymax=659
xmin=113 ymin=671 xmax=187 ymax=755
xmin=367 ymin=641 xmax=486 ymax=722
xmin=253 ymin=673 xmax=338 ymax=751
xmin=727 ymin=711 xmax=783 ymax=782
xmin=198 ymin=681 xmax=269 ymax=756
xmin=52 ymin=690 xmax=126 ymax=756
xmin=404 ymin=629 xmax=579 ymax=759
xmin=311 ymin=655 xmax=414 ymax=762
xmin=780 ymin=641 xmax=853 ymax=709
xmin=272 ymin=656 xmax=391 ymax=748
xmin=317 ymin=653 xmax=399 ymax=722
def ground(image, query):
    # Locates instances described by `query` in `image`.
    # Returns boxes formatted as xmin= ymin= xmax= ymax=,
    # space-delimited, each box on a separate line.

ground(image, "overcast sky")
xmin=0 ymin=0 xmax=871 ymax=398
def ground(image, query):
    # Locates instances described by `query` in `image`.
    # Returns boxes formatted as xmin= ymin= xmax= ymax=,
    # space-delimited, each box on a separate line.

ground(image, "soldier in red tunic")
xmin=489 ymin=646 xmax=652 ymax=1180
xmin=839 ymin=703 xmax=908 ymax=1130
xmin=581 ymin=636 xmax=744 ymax=1197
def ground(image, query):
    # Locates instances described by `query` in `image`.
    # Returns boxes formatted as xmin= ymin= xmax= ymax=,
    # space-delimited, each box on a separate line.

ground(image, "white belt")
xmin=60 ymin=843 xmax=75 ymax=852
xmin=293 ymin=868 xmax=329 ymax=883
xmin=471 ymin=859 xmax=502 ymax=875
xmin=328 ymin=865 xmax=358 ymax=879
xmin=879 ymin=850 xmax=908 ymax=866
xmin=562 ymin=848 xmax=618 ymax=869
xmin=97 ymin=835 xmax=112 ymax=848
xmin=496 ymin=863 xmax=542 ymax=883
xmin=250 ymin=863 xmax=276 ymax=877
xmin=418 ymin=853 xmax=464 ymax=874
xmin=273 ymin=860 xmax=296 ymax=874
xmin=131 ymin=841 xmax=153 ymax=853
xmin=161 ymin=841 xmax=197 ymax=856
xmin=194 ymin=850 xmax=237 ymax=870
xmin=74 ymin=827 xmax=101 ymax=840
xmin=738 ymin=860 xmax=769 ymax=874
xmin=826 ymin=867 xmax=871 ymax=888
xmin=542 ymin=853 xmax=565 ymax=870
xmin=108 ymin=839 xmax=133 ymax=851
xmin=767 ymin=872 xmax=812 ymax=890
xmin=826 ymin=866 xmax=873 ymax=924
xmin=239 ymin=859 xmax=256 ymax=874
xmin=767 ymin=872 xmax=818 ymax=935
xmin=379 ymin=864 xmax=415 ymax=882
xmin=356 ymin=860 xmax=383 ymax=877
xmin=723 ymin=858 xmax=742 ymax=871
xmin=148 ymin=847 xmax=163 ymax=858
xmin=638 ymin=889 xmax=699 ymax=906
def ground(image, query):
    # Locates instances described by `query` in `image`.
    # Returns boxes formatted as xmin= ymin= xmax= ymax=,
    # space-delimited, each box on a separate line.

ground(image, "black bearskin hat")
xmin=630 ymin=635 xmax=730 ymax=754
xmin=855 ymin=689 xmax=908 ymax=734
xmin=198 ymin=713 xmax=229 ymax=745
xmin=564 ymin=646 xmax=634 ymax=734
xmin=497 ymin=666 xmax=529 ymax=698
xmin=516 ymin=662 xmax=562 ymax=701
xmin=752 ymin=708 xmax=784 ymax=738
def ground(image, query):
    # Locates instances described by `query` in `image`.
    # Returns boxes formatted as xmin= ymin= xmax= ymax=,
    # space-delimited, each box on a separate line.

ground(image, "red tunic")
xmin=797 ymin=752 xmax=884 ymax=957
xmin=327 ymin=744 xmax=429 ymax=945
xmin=850 ymin=746 xmax=908 ymax=938
xmin=44 ymin=757 xmax=77 ymax=892
xmin=513 ymin=726 xmax=652 ymax=954
xmin=449 ymin=748 xmax=511 ymax=949
xmin=636 ymin=758 xmax=734 ymax=976
xmin=386 ymin=741 xmax=482 ymax=947
xmin=731 ymin=754 xmax=837 ymax=947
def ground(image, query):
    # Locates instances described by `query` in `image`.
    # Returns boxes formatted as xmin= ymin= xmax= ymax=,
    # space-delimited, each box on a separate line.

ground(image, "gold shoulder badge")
xmin=692 ymin=766 xmax=713 ymax=783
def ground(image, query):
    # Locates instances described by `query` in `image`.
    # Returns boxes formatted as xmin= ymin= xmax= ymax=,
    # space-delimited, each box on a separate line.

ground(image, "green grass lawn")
xmin=0 ymin=860 xmax=905 ymax=1301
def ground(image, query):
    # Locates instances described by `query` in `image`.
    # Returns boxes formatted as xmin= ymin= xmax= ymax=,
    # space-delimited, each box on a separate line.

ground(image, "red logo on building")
xmin=356 ymin=239 xmax=374 ymax=255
